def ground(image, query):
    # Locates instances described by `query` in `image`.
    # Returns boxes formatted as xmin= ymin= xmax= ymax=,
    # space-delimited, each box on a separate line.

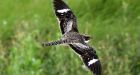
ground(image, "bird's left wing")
xmin=53 ymin=0 xmax=78 ymax=34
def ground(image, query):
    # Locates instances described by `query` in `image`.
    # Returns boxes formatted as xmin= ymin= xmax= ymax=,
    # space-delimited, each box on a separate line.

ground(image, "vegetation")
xmin=0 ymin=0 xmax=140 ymax=75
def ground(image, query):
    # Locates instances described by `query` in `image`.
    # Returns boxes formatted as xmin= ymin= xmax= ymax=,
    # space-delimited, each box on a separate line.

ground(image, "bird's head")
xmin=83 ymin=35 xmax=92 ymax=43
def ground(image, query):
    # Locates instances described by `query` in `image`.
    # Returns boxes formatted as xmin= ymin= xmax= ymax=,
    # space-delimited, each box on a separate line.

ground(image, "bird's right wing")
xmin=53 ymin=0 xmax=78 ymax=34
xmin=69 ymin=43 xmax=102 ymax=75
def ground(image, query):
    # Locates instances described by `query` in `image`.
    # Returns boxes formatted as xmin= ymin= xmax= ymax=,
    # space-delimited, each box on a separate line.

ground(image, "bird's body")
xmin=42 ymin=0 xmax=102 ymax=75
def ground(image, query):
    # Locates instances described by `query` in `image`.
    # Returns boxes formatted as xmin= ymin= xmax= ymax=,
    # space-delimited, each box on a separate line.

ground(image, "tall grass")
xmin=0 ymin=0 xmax=140 ymax=75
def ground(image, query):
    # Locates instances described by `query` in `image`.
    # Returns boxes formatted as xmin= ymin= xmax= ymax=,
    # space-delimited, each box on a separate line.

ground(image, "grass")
xmin=0 ymin=0 xmax=140 ymax=75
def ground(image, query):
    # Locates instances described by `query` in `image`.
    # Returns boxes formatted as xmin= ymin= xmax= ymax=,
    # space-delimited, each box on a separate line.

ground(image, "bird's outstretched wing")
xmin=53 ymin=0 xmax=78 ymax=34
xmin=70 ymin=43 xmax=102 ymax=75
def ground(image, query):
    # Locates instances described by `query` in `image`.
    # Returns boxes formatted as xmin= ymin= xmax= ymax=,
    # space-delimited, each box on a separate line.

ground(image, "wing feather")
xmin=53 ymin=0 xmax=78 ymax=34
xmin=70 ymin=43 xmax=102 ymax=75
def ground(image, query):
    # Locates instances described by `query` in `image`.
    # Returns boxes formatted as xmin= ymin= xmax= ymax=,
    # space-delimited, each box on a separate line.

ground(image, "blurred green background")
xmin=0 ymin=0 xmax=140 ymax=75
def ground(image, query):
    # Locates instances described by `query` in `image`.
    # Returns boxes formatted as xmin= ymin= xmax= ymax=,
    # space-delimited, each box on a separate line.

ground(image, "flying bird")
xmin=42 ymin=0 xmax=102 ymax=75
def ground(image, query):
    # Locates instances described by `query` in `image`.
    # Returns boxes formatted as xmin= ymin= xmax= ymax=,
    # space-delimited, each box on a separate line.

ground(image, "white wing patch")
xmin=57 ymin=9 xmax=70 ymax=13
xmin=88 ymin=58 xmax=98 ymax=66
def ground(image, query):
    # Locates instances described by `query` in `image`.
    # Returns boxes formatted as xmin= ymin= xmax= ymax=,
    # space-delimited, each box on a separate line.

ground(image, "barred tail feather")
xmin=42 ymin=40 xmax=64 ymax=46
xmin=42 ymin=38 xmax=81 ymax=47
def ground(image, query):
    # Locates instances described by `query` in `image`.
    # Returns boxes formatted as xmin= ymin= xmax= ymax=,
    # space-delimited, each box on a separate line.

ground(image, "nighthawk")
xmin=42 ymin=0 xmax=102 ymax=75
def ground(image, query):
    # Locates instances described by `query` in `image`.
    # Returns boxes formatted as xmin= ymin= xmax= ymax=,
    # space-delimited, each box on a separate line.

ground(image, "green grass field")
xmin=0 ymin=0 xmax=140 ymax=75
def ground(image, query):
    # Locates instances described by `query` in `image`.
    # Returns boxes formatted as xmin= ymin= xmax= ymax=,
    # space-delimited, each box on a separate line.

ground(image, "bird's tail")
xmin=42 ymin=39 xmax=65 ymax=46
xmin=42 ymin=38 xmax=79 ymax=46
